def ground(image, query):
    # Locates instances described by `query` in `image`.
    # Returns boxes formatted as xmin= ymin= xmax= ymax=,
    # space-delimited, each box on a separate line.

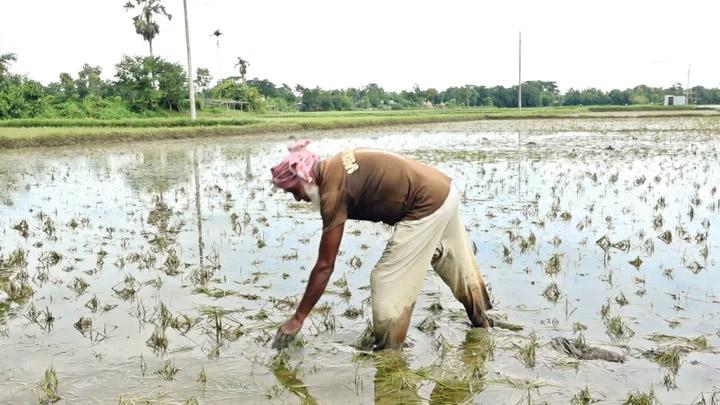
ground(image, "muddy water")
xmin=1 ymin=117 xmax=719 ymax=404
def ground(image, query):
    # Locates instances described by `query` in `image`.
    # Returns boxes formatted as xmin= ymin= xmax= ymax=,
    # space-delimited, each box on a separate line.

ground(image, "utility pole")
xmin=518 ymin=32 xmax=522 ymax=109
xmin=686 ymin=64 xmax=691 ymax=104
xmin=183 ymin=0 xmax=197 ymax=120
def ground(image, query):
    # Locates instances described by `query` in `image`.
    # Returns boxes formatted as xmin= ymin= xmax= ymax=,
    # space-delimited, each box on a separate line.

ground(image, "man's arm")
xmin=273 ymin=223 xmax=344 ymax=348
xmin=292 ymin=223 xmax=344 ymax=322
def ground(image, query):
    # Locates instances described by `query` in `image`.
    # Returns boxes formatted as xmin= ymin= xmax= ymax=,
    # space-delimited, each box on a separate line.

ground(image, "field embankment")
xmin=0 ymin=106 xmax=718 ymax=149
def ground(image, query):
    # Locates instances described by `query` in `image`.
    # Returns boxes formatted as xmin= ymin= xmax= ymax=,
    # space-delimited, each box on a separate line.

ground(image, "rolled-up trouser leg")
xmin=431 ymin=195 xmax=493 ymax=328
xmin=371 ymin=190 xmax=456 ymax=350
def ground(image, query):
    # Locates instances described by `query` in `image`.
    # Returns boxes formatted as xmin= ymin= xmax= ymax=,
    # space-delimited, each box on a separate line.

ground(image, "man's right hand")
xmin=272 ymin=317 xmax=303 ymax=350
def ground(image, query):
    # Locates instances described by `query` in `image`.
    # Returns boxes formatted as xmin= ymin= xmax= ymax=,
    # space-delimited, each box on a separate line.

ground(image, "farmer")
xmin=270 ymin=140 xmax=493 ymax=350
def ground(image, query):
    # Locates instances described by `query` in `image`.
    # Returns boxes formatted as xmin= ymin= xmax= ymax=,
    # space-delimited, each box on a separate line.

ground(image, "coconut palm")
xmin=235 ymin=57 xmax=249 ymax=83
xmin=211 ymin=29 xmax=223 ymax=48
xmin=124 ymin=0 xmax=172 ymax=57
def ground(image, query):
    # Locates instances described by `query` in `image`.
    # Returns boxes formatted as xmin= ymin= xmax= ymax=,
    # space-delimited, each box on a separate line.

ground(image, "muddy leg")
xmin=431 ymin=210 xmax=493 ymax=328
xmin=370 ymin=197 xmax=454 ymax=350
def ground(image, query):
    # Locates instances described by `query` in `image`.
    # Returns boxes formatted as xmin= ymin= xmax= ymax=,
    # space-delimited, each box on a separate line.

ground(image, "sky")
xmin=1 ymin=0 xmax=718 ymax=93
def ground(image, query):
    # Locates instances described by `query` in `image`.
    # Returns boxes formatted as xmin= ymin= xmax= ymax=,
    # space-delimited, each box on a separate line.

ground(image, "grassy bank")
xmin=1 ymin=106 xmax=718 ymax=149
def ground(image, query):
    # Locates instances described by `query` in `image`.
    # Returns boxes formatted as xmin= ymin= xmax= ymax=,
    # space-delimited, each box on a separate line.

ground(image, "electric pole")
xmin=686 ymin=64 xmax=691 ymax=104
xmin=518 ymin=32 xmax=522 ymax=109
xmin=183 ymin=0 xmax=197 ymax=120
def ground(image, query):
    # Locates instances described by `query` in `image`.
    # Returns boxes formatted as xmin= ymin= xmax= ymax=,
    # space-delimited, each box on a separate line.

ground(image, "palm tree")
xmin=235 ymin=57 xmax=249 ymax=83
xmin=0 ymin=53 xmax=17 ymax=76
xmin=124 ymin=0 xmax=172 ymax=57
xmin=211 ymin=29 xmax=223 ymax=48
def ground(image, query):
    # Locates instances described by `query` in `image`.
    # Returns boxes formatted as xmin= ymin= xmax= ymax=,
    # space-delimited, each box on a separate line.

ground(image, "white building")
xmin=664 ymin=95 xmax=686 ymax=106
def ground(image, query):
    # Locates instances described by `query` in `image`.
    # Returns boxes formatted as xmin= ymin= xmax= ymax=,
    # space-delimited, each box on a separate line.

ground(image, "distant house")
xmin=664 ymin=95 xmax=686 ymax=106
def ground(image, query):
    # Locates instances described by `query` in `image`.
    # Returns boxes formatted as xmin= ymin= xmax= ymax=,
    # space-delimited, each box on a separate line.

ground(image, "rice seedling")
xmin=146 ymin=327 xmax=168 ymax=354
xmin=691 ymin=391 xmax=720 ymax=405
xmin=658 ymin=230 xmax=672 ymax=244
xmin=615 ymin=292 xmax=629 ymax=306
xmin=605 ymin=315 xmax=635 ymax=341
xmin=571 ymin=386 xmax=598 ymax=405
xmin=193 ymin=286 xmax=238 ymax=298
xmin=542 ymin=282 xmax=561 ymax=303
xmin=155 ymin=359 xmax=178 ymax=381
xmin=69 ymin=277 xmax=90 ymax=295
xmin=12 ymin=219 xmax=29 ymax=239
xmin=354 ymin=319 xmax=375 ymax=351
xmin=517 ymin=332 xmax=539 ymax=368
xmin=611 ymin=239 xmax=631 ymax=253
xmin=348 ymin=255 xmax=363 ymax=270
xmin=663 ymin=372 xmax=677 ymax=390
xmin=343 ymin=306 xmax=362 ymax=319
xmin=0 ymin=248 xmax=28 ymax=271
xmin=544 ymin=253 xmax=561 ymax=276
xmin=644 ymin=345 xmax=683 ymax=374
xmin=197 ymin=367 xmax=208 ymax=385
xmin=281 ymin=250 xmax=299 ymax=261
xmin=183 ymin=397 xmax=199 ymax=405
xmin=622 ymin=388 xmax=657 ymax=405
xmin=687 ymin=261 xmax=704 ymax=274
xmin=628 ymin=256 xmax=643 ymax=270
xmin=700 ymin=244 xmax=709 ymax=261
xmin=502 ymin=245 xmax=513 ymax=264
xmin=647 ymin=334 xmax=709 ymax=351
xmin=42 ymin=216 xmax=57 ymax=240
xmin=74 ymin=316 xmax=92 ymax=336
xmin=161 ymin=248 xmax=182 ymax=276
xmin=38 ymin=365 xmax=61 ymax=404
xmin=427 ymin=296 xmax=444 ymax=313
xmin=416 ymin=316 xmax=438 ymax=334
xmin=24 ymin=302 xmax=40 ymax=323
xmin=112 ymin=274 xmax=140 ymax=301
xmin=270 ymin=296 xmax=297 ymax=310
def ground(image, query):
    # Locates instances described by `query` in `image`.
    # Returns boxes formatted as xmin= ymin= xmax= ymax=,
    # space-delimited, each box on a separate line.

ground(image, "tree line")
xmin=3 ymin=52 xmax=720 ymax=119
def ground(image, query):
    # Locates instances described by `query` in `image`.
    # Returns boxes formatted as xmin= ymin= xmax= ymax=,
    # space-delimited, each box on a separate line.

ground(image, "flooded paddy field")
xmin=1 ymin=117 xmax=719 ymax=404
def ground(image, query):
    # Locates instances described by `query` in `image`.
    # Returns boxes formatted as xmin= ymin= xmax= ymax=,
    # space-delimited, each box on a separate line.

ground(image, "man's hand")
xmin=272 ymin=224 xmax=344 ymax=351
xmin=272 ymin=317 xmax=303 ymax=350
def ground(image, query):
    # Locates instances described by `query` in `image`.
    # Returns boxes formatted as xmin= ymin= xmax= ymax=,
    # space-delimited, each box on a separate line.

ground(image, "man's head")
xmin=271 ymin=140 xmax=321 ymax=209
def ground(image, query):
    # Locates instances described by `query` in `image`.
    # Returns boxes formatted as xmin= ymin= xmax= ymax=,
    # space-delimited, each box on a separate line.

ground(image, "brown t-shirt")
xmin=316 ymin=149 xmax=451 ymax=232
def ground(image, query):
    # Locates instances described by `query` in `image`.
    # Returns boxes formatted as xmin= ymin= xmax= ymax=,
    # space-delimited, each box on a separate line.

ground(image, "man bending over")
xmin=270 ymin=140 xmax=493 ymax=350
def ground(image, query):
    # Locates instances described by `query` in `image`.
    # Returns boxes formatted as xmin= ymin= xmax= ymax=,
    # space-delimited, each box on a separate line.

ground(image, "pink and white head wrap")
xmin=270 ymin=139 xmax=319 ymax=190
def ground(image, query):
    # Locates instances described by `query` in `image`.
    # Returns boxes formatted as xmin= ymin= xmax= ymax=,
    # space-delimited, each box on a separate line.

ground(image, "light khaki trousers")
xmin=370 ymin=185 xmax=493 ymax=350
